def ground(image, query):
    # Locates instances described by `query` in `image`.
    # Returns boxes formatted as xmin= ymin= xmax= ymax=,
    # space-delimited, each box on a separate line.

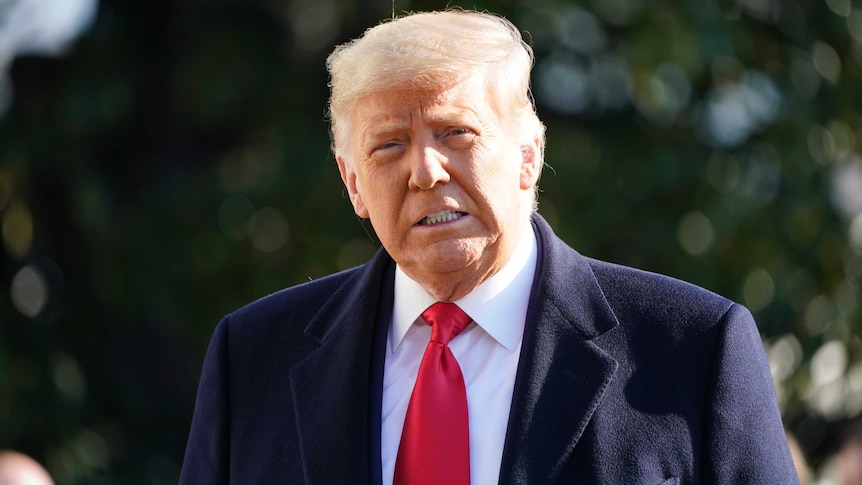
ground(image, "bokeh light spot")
xmin=830 ymin=155 xmax=862 ymax=219
xmin=75 ymin=430 xmax=109 ymax=470
xmin=827 ymin=119 xmax=856 ymax=158
xmin=10 ymin=265 xmax=48 ymax=318
xmin=743 ymin=267 xmax=775 ymax=311
xmin=848 ymin=9 xmax=862 ymax=41
xmin=827 ymin=0 xmax=852 ymax=17
xmin=0 ymin=0 xmax=98 ymax=56
xmin=846 ymin=362 xmax=862 ymax=417
xmin=767 ymin=333 xmax=802 ymax=382
xmin=698 ymin=70 xmax=780 ymax=149
xmin=53 ymin=353 xmax=87 ymax=405
xmin=634 ymin=63 xmax=691 ymax=126
xmin=2 ymin=198 xmax=34 ymax=260
xmin=806 ymin=340 xmax=850 ymax=418
xmin=740 ymin=0 xmax=779 ymax=20
xmin=813 ymin=41 xmax=842 ymax=83
xmin=807 ymin=124 xmax=835 ymax=165
xmin=806 ymin=379 xmax=844 ymax=418
xmin=288 ymin=0 xmax=338 ymax=54
xmin=849 ymin=212 xmax=862 ymax=253
xmin=811 ymin=340 xmax=848 ymax=387
xmin=535 ymin=54 xmax=631 ymax=116
xmin=676 ymin=211 xmax=714 ymax=256
xmin=249 ymin=207 xmax=290 ymax=253
xmin=554 ymin=6 xmax=605 ymax=55
xmin=535 ymin=55 xmax=590 ymax=115
xmin=217 ymin=146 xmax=280 ymax=193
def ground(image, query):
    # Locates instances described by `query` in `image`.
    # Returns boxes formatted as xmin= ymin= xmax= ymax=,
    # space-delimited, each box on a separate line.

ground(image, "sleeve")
xmin=702 ymin=303 xmax=800 ymax=484
xmin=179 ymin=315 xmax=231 ymax=484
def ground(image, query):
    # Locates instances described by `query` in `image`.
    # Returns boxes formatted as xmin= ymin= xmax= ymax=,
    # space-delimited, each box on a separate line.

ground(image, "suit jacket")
xmin=180 ymin=215 xmax=799 ymax=484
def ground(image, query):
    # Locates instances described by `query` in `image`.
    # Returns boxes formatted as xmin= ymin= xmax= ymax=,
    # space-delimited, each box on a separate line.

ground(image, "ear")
xmin=519 ymin=137 xmax=542 ymax=190
xmin=336 ymin=155 xmax=369 ymax=218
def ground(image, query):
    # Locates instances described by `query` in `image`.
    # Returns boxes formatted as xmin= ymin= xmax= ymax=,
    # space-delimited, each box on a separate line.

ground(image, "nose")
xmin=408 ymin=144 xmax=450 ymax=191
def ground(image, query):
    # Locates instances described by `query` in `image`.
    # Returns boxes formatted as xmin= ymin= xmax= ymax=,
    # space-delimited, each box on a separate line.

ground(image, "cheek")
xmin=474 ymin=154 xmax=529 ymax=216
xmin=469 ymin=172 xmax=515 ymax=217
xmin=358 ymin=173 xmax=403 ymax=220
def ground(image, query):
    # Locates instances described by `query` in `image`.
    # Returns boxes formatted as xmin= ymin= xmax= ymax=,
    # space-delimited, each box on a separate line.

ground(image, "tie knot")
xmin=421 ymin=302 xmax=472 ymax=345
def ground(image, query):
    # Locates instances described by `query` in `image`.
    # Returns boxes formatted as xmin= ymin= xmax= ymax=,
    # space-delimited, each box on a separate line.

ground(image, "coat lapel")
xmin=499 ymin=215 xmax=620 ymax=484
xmin=289 ymin=250 xmax=393 ymax=485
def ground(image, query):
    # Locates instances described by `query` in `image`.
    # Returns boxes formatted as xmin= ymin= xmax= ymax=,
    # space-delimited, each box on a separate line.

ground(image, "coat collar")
xmin=498 ymin=214 xmax=620 ymax=484
xmin=289 ymin=250 xmax=393 ymax=485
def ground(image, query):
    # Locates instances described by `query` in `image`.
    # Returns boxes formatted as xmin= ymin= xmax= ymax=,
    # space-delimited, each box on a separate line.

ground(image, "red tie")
xmin=393 ymin=302 xmax=472 ymax=485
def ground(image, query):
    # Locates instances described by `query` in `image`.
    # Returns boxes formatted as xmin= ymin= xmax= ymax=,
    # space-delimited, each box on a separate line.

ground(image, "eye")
xmin=448 ymin=127 xmax=472 ymax=137
xmin=441 ymin=127 xmax=475 ymax=149
xmin=373 ymin=140 xmax=404 ymax=153
xmin=368 ymin=140 xmax=406 ymax=161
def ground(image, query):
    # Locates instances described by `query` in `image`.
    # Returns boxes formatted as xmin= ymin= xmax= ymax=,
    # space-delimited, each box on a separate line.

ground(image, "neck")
xmin=413 ymin=263 xmax=505 ymax=302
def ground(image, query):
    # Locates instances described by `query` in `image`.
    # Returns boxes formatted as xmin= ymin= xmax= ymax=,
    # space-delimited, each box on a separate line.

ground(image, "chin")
xmin=419 ymin=243 xmax=487 ymax=274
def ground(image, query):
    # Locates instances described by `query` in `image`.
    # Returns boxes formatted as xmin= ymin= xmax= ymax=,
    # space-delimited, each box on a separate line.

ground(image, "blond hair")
xmin=326 ymin=10 xmax=545 ymax=166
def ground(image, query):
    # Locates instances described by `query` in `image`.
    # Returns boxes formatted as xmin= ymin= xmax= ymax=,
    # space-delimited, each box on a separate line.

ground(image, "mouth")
xmin=416 ymin=210 xmax=467 ymax=226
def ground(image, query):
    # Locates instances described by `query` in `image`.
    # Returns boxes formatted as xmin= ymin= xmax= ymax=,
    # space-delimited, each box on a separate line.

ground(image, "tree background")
xmin=1 ymin=0 xmax=860 ymax=482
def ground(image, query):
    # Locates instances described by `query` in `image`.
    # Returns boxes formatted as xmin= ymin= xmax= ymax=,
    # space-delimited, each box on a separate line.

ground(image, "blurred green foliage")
xmin=1 ymin=0 xmax=860 ymax=482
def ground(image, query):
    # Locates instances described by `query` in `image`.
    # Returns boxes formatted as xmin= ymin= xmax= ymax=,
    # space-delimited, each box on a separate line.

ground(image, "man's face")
xmin=336 ymin=73 xmax=541 ymax=300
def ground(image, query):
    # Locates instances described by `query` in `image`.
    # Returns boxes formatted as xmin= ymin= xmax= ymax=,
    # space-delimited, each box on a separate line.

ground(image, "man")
xmin=180 ymin=10 xmax=800 ymax=484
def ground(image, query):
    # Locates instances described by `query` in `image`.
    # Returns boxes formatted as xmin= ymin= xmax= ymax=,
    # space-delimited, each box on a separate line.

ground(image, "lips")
xmin=417 ymin=210 xmax=467 ymax=226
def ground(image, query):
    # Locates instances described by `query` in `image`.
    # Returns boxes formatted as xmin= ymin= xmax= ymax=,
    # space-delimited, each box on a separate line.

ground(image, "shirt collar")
xmin=390 ymin=224 xmax=538 ymax=352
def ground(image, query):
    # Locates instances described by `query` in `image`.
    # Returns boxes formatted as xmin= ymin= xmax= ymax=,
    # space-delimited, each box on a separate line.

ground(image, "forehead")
xmin=352 ymin=74 xmax=497 ymax=130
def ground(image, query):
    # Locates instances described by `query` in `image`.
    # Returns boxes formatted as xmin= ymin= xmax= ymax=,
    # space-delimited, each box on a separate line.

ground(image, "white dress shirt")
xmin=381 ymin=226 xmax=538 ymax=485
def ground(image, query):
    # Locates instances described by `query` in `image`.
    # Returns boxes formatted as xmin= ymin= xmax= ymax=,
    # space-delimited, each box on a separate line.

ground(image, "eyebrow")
xmin=423 ymin=105 xmax=480 ymax=125
xmin=364 ymin=121 xmax=410 ymax=140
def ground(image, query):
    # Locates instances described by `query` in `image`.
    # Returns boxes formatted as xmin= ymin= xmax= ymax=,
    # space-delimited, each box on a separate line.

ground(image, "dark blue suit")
xmin=180 ymin=215 xmax=799 ymax=484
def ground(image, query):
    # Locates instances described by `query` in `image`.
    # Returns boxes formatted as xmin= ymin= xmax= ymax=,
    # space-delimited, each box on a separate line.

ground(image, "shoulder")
xmin=209 ymin=264 xmax=369 ymax=351
xmin=534 ymin=214 xmax=741 ymax=337
xmin=588 ymin=257 xmax=733 ymax=317
xmin=585 ymin=257 xmax=749 ymax=351
xmin=231 ymin=266 xmax=364 ymax=323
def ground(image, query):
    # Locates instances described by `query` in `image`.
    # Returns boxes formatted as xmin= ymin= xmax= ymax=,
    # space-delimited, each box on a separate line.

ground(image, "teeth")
xmin=420 ymin=210 xmax=463 ymax=225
